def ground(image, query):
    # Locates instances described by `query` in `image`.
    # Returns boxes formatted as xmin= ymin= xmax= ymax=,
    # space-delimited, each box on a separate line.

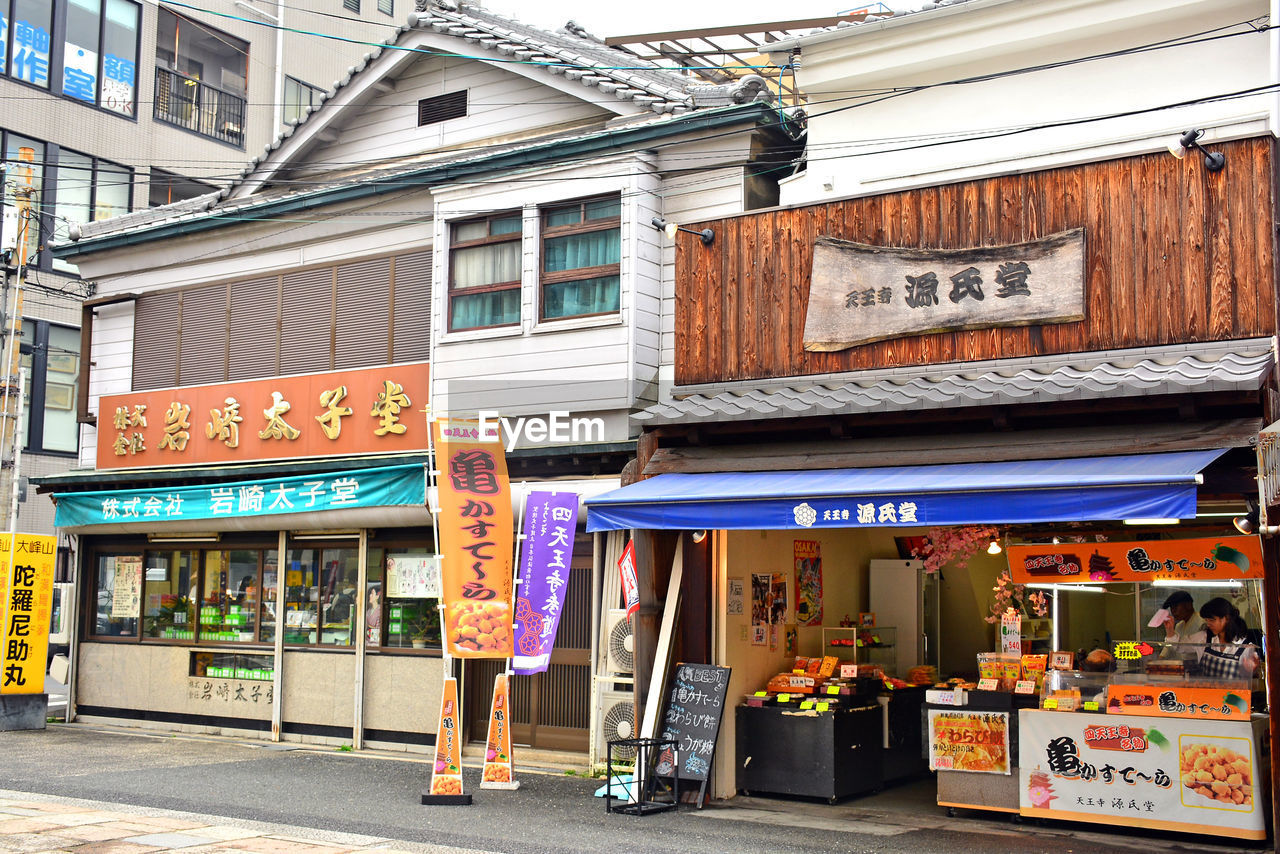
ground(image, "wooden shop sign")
xmin=802 ymin=229 xmax=1085 ymax=351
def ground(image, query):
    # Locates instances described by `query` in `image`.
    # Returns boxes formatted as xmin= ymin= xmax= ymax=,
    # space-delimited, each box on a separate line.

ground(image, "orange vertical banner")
xmin=432 ymin=417 xmax=514 ymax=658
xmin=424 ymin=676 xmax=467 ymax=802
xmin=481 ymin=672 xmax=519 ymax=790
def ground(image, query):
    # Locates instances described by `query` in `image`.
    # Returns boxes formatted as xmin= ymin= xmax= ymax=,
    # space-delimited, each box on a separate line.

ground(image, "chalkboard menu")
xmin=655 ymin=662 xmax=731 ymax=784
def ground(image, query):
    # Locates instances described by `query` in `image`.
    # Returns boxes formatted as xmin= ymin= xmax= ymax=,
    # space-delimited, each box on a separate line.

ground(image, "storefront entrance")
xmin=465 ymin=531 xmax=593 ymax=751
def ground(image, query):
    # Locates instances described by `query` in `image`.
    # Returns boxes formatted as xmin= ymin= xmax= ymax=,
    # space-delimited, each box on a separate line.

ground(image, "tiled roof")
xmin=634 ymin=339 xmax=1276 ymax=426
xmin=235 ymin=0 xmax=773 ymax=182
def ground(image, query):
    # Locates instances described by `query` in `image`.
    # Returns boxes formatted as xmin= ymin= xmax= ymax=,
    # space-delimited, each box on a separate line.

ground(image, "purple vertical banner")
xmin=512 ymin=490 xmax=579 ymax=675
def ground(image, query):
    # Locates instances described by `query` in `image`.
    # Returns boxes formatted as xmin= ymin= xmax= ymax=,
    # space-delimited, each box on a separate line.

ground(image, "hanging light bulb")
xmin=987 ymin=539 xmax=1002 ymax=555
xmin=1051 ymin=536 xmax=1061 ymax=545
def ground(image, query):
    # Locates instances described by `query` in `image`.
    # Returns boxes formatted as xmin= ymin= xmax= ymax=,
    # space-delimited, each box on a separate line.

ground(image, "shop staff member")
xmin=1161 ymin=590 xmax=1206 ymax=646
xmin=1198 ymin=597 xmax=1259 ymax=680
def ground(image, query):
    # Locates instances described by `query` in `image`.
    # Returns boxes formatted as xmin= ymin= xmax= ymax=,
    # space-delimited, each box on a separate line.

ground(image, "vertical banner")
xmin=794 ymin=540 xmax=823 ymax=626
xmin=0 ymin=534 xmax=57 ymax=695
xmin=617 ymin=540 xmax=639 ymax=619
xmin=432 ymin=418 xmax=514 ymax=659
xmin=426 ymin=676 xmax=466 ymax=799
xmin=512 ymin=491 xmax=579 ymax=675
xmin=480 ymin=673 xmax=518 ymax=789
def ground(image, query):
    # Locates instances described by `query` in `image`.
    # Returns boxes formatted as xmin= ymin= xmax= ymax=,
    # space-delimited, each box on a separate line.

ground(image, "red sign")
xmin=97 ymin=362 xmax=430 ymax=469
xmin=618 ymin=540 xmax=639 ymax=620
xmin=1082 ymin=723 xmax=1148 ymax=752
xmin=1006 ymin=536 xmax=1263 ymax=583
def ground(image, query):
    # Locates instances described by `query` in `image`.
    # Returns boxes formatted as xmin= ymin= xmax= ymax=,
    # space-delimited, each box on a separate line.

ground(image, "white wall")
xmin=780 ymin=0 xmax=1272 ymax=204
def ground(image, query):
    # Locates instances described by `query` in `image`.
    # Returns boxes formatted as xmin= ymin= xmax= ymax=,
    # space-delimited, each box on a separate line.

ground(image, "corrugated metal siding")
xmin=280 ymin=267 xmax=334 ymax=375
xmin=229 ymin=276 xmax=280 ymax=381
xmin=178 ymin=283 xmax=228 ymax=385
xmin=336 ymin=257 xmax=391 ymax=369
xmin=132 ymin=290 xmax=180 ymax=390
xmin=392 ymin=249 xmax=431 ymax=363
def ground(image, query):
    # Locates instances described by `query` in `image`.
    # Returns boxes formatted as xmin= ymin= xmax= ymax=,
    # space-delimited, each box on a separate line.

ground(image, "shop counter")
xmin=1018 ymin=708 xmax=1269 ymax=840
xmin=927 ymin=694 xmax=1028 ymax=814
xmin=736 ymin=704 xmax=883 ymax=802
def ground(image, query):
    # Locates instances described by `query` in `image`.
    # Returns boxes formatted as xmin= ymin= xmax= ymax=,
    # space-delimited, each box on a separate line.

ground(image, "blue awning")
xmin=585 ymin=450 xmax=1227 ymax=532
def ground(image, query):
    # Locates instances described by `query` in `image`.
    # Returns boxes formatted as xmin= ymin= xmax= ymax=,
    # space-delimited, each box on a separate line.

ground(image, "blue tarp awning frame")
xmin=584 ymin=450 xmax=1227 ymax=532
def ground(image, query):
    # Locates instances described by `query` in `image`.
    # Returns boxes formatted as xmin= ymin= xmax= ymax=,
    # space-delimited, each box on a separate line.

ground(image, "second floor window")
xmin=448 ymin=213 xmax=522 ymax=332
xmin=1 ymin=0 xmax=140 ymax=116
xmin=21 ymin=319 xmax=81 ymax=455
xmin=540 ymin=195 xmax=620 ymax=320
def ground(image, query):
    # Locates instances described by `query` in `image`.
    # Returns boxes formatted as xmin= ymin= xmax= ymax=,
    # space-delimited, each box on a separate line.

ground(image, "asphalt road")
xmin=0 ymin=725 xmax=1267 ymax=854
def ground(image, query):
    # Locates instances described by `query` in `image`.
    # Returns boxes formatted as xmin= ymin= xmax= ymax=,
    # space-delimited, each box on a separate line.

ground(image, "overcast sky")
xmin=477 ymin=1 xmax=917 ymax=38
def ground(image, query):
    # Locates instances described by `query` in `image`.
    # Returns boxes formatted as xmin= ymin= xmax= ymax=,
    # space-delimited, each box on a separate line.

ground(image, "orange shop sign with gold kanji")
xmin=0 ymin=533 xmax=57 ymax=695
xmin=97 ymin=362 xmax=430 ymax=469
xmin=432 ymin=417 xmax=514 ymax=659
xmin=1006 ymin=536 xmax=1264 ymax=584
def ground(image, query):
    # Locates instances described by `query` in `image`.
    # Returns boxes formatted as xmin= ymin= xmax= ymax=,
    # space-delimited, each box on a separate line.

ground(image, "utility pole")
xmin=0 ymin=146 xmax=35 ymax=533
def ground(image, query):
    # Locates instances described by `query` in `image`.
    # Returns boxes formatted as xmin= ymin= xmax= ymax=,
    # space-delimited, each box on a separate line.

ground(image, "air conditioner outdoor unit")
xmin=596 ymin=688 xmax=637 ymax=760
xmin=603 ymin=608 xmax=634 ymax=674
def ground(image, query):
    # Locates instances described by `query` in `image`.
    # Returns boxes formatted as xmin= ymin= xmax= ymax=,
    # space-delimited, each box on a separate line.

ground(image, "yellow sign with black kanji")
xmin=0 ymin=533 xmax=57 ymax=694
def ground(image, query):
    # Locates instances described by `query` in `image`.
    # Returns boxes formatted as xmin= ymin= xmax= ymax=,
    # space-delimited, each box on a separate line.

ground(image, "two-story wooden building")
xmin=39 ymin=0 xmax=798 ymax=757
xmin=585 ymin=0 xmax=1280 ymax=838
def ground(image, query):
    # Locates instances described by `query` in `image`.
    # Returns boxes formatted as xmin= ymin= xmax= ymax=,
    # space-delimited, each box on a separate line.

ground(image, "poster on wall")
xmin=751 ymin=573 xmax=771 ymax=625
xmin=386 ymin=553 xmax=440 ymax=598
xmin=928 ymin=709 xmax=1010 ymax=774
xmin=794 ymin=540 xmax=823 ymax=626
xmin=770 ymin=573 xmax=788 ymax=625
xmin=751 ymin=625 xmax=767 ymax=646
xmin=1019 ymin=710 xmax=1266 ymax=840
xmin=726 ymin=577 xmax=744 ymax=616
xmin=113 ymin=555 xmax=142 ymax=619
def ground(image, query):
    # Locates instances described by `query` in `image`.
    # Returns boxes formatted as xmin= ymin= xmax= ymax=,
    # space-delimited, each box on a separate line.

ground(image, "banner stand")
xmin=480 ymin=670 xmax=519 ymax=790
xmin=421 ymin=416 xmax=470 ymax=805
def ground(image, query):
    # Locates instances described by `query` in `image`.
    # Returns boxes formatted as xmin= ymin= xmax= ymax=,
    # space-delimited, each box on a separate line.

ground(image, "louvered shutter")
xmin=280 ymin=268 xmax=333 ymax=375
xmin=335 ymin=257 xmax=391 ymax=369
xmin=132 ymin=290 xmax=180 ymax=390
xmin=178 ymin=283 xmax=228 ymax=385
xmin=229 ymin=276 xmax=280 ymax=381
xmin=392 ymin=249 xmax=431 ymax=363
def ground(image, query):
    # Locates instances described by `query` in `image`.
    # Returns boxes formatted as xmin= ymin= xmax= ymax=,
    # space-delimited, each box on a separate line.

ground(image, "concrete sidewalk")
xmin=0 ymin=791 xmax=498 ymax=854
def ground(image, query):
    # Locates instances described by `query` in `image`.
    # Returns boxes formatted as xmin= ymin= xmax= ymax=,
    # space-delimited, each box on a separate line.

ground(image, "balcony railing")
xmin=153 ymin=67 xmax=246 ymax=147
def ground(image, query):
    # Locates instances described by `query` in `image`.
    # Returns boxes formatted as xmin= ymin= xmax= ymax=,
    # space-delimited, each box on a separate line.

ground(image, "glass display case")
xmin=823 ymin=626 xmax=897 ymax=674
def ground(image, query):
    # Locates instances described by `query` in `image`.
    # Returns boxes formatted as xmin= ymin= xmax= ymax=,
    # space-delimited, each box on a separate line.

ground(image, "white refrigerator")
xmin=868 ymin=559 xmax=940 ymax=677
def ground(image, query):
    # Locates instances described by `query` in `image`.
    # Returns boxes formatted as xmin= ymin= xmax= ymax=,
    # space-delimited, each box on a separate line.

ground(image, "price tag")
xmin=1043 ymin=698 xmax=1059 ymax=709
xmin=816 ymin=702 xmax=830 ymax=712
xmin=977 ymin=678 xmax=999 ymax=691
xmin=753 ymin=691 xmax=768 ymax=697
xmin=799 ymin=700 xmax=814 ymax=710
xmin=856 ymin=639 xmax=864 ymax=647
xmin=872 ymin=635 xmax=881 ymax=644
xmin=778 ymin=693 xmax=791 ymax=703
xmin=1083 ymin=701 xmax=1099 ymax=711
xmin=827 ymin=685 xmax=840 ymax=695
xmin=1014 ymin=680 xmax=1036 ymax=695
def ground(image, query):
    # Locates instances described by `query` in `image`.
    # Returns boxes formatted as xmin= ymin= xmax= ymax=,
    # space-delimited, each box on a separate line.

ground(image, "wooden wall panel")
xmin=675 ymin=137 xmax=1276 ymax=385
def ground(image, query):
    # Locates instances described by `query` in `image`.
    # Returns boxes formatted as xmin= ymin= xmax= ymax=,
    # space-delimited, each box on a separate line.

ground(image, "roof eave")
xmin=53 ymin=103 xmax=781 ymax=261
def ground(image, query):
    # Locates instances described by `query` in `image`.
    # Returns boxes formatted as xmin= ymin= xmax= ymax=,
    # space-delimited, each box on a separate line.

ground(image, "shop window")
xmin=539 ymin=195 xmax=620 ymax=320
xmin=199 ymin=549 xmax=264 ymax=642
xmin=1 ymin=0 xmax=139 ymax=114
xmin=20 ymin=320 xmax=82 ymax=454
xmin=366 ymin=546 xmax=440 ymax=650
xmin=142 ymin=548 xmax=195 ymax=639
xmin=281 ymin=546 xmax=359 ymax=647
xmin=448 ymin=212 xmax=522 ymax=331
xmin=191 ymin=650 xmax=274 ymax=680
xmin=91 ymin=553 xmax=141 ymax=637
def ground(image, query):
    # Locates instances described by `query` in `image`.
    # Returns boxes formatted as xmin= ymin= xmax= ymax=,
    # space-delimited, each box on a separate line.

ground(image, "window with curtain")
xmin=448 ymin=212 xmax=522 ymax=331
xmin=540 ymin=195 xmax=620 ymax=320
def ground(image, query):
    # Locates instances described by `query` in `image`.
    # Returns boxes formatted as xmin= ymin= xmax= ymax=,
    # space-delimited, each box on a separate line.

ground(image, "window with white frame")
xmin=448 ymin=212 xmax=522 ymax=332
xmin=539 ymin=195 xmax=620 ymax=320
